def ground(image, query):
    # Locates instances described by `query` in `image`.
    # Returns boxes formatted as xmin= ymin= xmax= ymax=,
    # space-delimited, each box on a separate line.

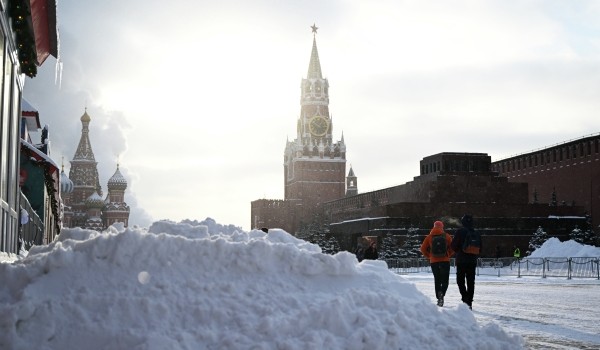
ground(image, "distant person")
xmin=495 ymin=246 xmax=501 ymax=260
xmin=363 ymin=241 xmax=379 ymax=260
xmin=513 ymin=246 xmax=520 ymax=260
xmin=451 ymin=214 xmax=481 ymax=310
xmin=420 ymin=220 xmax=453 ymax=306
xmin=355 ymin=245 xmax=365 ymax=262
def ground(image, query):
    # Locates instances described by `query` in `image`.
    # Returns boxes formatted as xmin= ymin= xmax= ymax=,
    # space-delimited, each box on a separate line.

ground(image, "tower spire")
xmin=70 ymin=108 xmax=102 ymax=197
xmin=73 ymin=109 xmax=95 ymax=161
xmin=307 ymin=23 xmax=323 ymax=79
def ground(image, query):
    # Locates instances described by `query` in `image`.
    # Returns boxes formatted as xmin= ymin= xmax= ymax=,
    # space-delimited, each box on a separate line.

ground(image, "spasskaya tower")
xmin=250 ymin=25 xmax=349 ymax=233
xmin=284 ymin=24 xmax=347 ymax=222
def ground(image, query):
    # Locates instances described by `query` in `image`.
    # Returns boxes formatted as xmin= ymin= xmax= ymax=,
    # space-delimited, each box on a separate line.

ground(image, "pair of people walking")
xmin=420 ymin=215 xmax=480 ymax=309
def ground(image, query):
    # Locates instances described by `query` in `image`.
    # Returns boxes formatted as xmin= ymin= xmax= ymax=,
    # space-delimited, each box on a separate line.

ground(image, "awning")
xmin=29 ymin=0 xmax=59 ymax=66
xmin=21 ymin=99 xmax=41 ymax=131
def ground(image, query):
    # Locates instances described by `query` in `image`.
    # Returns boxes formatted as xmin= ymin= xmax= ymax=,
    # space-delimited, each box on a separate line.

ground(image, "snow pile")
xmin=0 ymin=252 xmax=19 ymax=264
xmin=529 ymin=237 xmax=600 ymax=258
xmin=0 ymin=222 xmax=523 ymax=349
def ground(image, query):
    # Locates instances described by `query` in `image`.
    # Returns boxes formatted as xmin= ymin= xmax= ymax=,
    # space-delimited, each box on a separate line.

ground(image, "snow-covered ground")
xmin=406 ymin=274 xmax=599 ymax=349
xmin=406 ymin=237 xmax=600 ymax=349
xmin=0 ymin=221 xmax=598 ymax=349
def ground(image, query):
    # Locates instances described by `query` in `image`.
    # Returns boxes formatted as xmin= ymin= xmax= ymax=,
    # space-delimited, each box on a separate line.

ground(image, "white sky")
xmin=2 ymin=222 xmax=598 ymax=348
xmin=23 ymin=1 xmax=600 ymax=230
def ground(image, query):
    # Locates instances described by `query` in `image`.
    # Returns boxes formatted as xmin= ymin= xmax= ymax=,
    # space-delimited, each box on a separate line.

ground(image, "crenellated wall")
xmin=492 ymin=133 xmax=600 ymax=229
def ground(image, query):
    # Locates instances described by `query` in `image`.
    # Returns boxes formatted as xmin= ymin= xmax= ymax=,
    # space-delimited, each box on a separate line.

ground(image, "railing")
xmin=19 ymin=192 xmax=44 ymax=251
xmin=386 ymin=258 xmax=432 ymax=273
xmin=386 ymin=257 xmax=600 ymax=280
xmin=386 ymin=258 xmax=446 ymax=274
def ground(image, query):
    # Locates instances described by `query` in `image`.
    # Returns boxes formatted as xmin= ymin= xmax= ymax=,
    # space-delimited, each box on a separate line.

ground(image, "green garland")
xmin=43 ymin=161 xmax=61 ymax=233
xmin=9 ymin=0 xmax=38 ymax=77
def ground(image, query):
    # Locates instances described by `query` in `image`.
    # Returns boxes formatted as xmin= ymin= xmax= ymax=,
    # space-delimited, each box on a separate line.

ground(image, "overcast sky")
xmin=23 ymin=0 xmax=600 ymax=230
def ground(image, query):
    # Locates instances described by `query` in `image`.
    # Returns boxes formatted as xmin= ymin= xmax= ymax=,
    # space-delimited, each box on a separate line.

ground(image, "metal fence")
xmin=20 ymin=192 xmax=44 ymax=251
xmin=386 ymin=257 xmax=600 ymax=280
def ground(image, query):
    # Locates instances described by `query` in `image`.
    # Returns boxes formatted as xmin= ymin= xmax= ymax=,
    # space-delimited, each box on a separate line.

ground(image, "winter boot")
xmin=436 ymin=292 xmax=444 ymax=307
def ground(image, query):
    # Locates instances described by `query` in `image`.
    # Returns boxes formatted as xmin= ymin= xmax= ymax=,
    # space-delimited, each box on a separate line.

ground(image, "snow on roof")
xmin=21 ymin=99 xmax=41 ymax=130
xmin=20 ymin=139 xmax=59 ymax=172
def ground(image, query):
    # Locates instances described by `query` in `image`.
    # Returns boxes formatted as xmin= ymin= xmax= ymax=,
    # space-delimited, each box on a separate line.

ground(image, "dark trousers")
xmin=456 ymin=263 xmax=477 ymax=305
xmin=431 ymin=261 xmax=450 ymax=298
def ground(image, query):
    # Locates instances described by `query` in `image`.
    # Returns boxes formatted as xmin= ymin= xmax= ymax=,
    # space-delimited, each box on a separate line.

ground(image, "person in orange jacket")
xmin=420 ymin=220 xmax=454 ymax=307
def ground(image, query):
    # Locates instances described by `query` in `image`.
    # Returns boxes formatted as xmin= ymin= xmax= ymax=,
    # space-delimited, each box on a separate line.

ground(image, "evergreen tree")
xmin=319 ymin=234 xmax=341 ymax=254
xmin=570 ymin=226 xmax=583 ymax=243
xmin=527 ymin=226 xmax=548 ymax=255
xmin=379 ymin=233 xmax=402 ymax=260
xmin=570 ymin=226 xmax=596 ymax=245
xmin=295 ymin=221 xmax=339 ymax=254
xmin=399 ymin=226 xmax=422 ymax=258
xmin=589 ymin=229 xmax=598 ymax=246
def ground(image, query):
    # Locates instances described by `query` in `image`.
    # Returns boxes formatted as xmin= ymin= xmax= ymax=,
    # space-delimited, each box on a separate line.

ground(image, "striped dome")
xmin=85 ymin=191 xmax=104 ymax=208
xmin=108 ymin=165 xmax=128 ymax=190
xmin=60 ymin=169 xmax=74 ymax=194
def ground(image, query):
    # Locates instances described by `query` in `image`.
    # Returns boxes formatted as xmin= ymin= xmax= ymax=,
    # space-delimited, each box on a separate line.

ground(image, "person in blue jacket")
xmin=451 ymin=214 xmax=480 ymax=309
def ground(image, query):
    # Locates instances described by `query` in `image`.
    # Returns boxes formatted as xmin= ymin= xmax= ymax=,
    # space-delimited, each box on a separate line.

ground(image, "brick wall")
xmin=492 ymin=134 xmax=600 ymax=229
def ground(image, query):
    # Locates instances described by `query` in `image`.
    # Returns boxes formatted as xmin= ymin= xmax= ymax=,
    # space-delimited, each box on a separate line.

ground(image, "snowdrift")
xmin=0 ymin=221 xmax=523 ymax=349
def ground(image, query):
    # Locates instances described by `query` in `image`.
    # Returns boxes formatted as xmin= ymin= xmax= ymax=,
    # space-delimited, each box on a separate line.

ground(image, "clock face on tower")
xmin=309 ymin=116 xmax=328 ymax=137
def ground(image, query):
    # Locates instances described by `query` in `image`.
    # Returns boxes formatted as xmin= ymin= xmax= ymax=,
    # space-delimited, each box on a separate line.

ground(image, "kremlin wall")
xmin=325 ymin=152 xmax=591 ymax=256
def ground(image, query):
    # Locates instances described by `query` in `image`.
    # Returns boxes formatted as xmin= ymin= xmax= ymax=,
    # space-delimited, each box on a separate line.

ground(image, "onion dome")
xmin=60 ymin=167 xmax=74 ymax=194
xmin=80 ymin=109 xmax=91 ymax=122
xmin=85 ymin=191 xmax=104 ymax=209
xmin=108 ymin=164 xmax=128 ymax=190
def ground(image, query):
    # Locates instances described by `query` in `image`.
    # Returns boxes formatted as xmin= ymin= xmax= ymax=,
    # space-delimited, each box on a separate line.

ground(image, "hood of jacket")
xmin=429 ymin=227 xmax=445 ymax=236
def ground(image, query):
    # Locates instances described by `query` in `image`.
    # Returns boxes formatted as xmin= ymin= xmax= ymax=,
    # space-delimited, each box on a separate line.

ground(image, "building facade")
xmin=19 ymin=120 xmax=61 ymax=247
xmin=251 ymin=26 xmax=349 ymax=233
xmin=62 ymin=110 xmax=130 ymax=229
xmin=325 ymin=152 xmax=588 ymax=256
xmin=1 ymin=0 xmax=58 ymax=253
xmin=491 ymin=133 xmax=600 ymax=230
